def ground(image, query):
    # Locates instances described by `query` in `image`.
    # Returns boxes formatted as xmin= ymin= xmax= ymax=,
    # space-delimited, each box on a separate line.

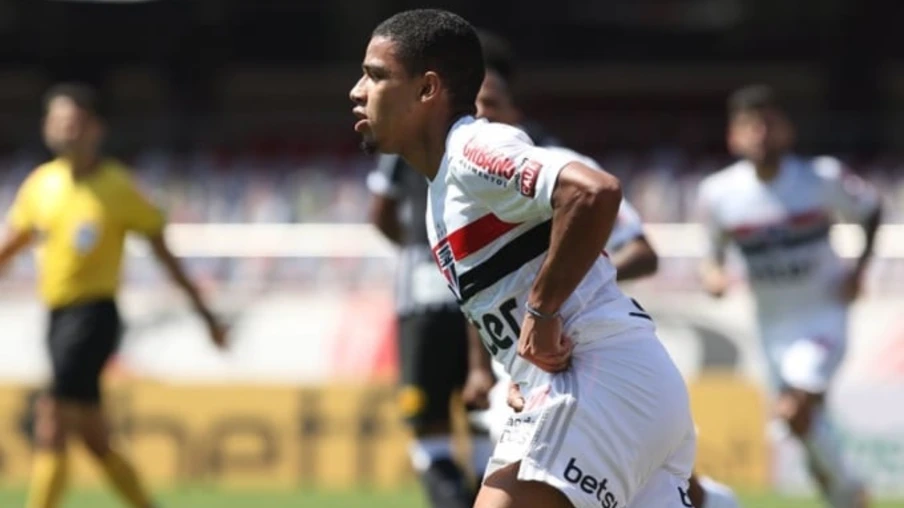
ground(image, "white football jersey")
xmin=426 ymin=116 xmax=654 ymax=389
xmin=698 ymin=156 xmax=880 ymax=319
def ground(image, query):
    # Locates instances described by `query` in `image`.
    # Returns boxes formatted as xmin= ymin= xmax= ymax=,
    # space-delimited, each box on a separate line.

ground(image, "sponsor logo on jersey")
xmin=462 ymin=138 xmax=516 ymax=180
xmin=563 ymin=457 xmax=620 ymax=507
xmin=678 ymin=486 xmax=694 ymax=507
xmin=431 ymin=239 xmax=461 ymax=300
xmin=74 ymin=221 xmax=100 ymax=254
xmin=519 ymin=158 xmax=542 ymax=197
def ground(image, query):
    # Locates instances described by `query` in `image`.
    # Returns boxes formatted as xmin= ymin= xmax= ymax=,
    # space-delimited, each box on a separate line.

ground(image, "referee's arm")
xmin=147 ymin=235 xmax=220 ymax=329
xmin=121 ymin=178 xmax=226 ymax=348
xmin=1 ymin=177 xmax=36 ymax=272
xmin=0 ymin=227 xmax=32 ymax=271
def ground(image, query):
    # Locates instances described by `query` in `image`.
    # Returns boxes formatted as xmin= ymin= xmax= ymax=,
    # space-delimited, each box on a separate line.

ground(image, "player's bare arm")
xmin=699 ymin=228 xmax=730 ymax=297
xmin=519 ymin=162 xmax=621 ymax=372
xmin=529 ymin=161 xmax=622 ymax=313
xmin=842 ymin=204 xmax=882 ymax=302
xmin=856 ymin=206 xmax=882 ymax=273
xmin=0 ymin=227 xmax=32 ymax=273
xmin=369 ymin=194 xmax=403 ymax=244
xmin=700 ymin=257 xmax=729 ymax=298
xmin=611 ymin=235 xmax=658 ymax=281
xmin=147 ymin=234 xmax=227 ymax=348
xmin=698 ymin=193 xmax=730 ymax=298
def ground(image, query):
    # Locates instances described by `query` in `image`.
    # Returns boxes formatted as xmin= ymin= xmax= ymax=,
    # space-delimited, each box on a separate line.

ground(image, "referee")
xmin=0 ymin=83 xmax=226 ymax=508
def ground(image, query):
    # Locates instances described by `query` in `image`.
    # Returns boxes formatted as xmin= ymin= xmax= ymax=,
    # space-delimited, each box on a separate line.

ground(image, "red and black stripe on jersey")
xmin=432 ymin=215 xmax=552 ymax=304
xmin=730 ymin=209 xmax=832 ymax=256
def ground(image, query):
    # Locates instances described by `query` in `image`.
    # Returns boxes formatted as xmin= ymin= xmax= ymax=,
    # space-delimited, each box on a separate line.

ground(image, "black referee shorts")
xmin=397 ymin=310 xmax=470 ymax=429
xmin=46 ymin=298 xmax=122 ymax=404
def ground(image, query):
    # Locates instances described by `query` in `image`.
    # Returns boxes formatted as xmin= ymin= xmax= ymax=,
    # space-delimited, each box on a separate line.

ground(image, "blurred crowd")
xmin=2 ymin=148 xmax=903 ymax=225
xmin=1 ymin=148 xmax=902 ymax=292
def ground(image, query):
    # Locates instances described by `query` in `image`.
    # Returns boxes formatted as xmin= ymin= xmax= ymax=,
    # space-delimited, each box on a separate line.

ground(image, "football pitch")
xmin=1 ymin=487 xmax=903 ymax=508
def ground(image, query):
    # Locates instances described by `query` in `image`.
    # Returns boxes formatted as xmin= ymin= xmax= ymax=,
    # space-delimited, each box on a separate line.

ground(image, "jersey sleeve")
xmin=6 ymin=174 xmax=36 ymax=232
xmin=696 ymin=177 xmax=729 ymax=263
xmin=449 ymin=128 xmax=580 ymax=223
xmin=606 ymin=199 xmax=645 ymax=251
xmin=813 ymin=157 xmax=880 ymax=222
xmin=366 ymin=154 xmax=406 ymax=198
xmin=118 ymin=175 xmax=166 ymax=236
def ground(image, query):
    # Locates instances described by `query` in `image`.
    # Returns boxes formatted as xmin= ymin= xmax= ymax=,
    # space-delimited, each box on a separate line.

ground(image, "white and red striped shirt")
xmin=426 ymin=116 xmax=653 ymax=388
xmin=698 ymin=155 xmax=880 ymax=319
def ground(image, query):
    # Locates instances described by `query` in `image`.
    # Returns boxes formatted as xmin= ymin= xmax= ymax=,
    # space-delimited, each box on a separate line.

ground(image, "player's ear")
xmin=420 ymin=72 xmax=441 ymax=103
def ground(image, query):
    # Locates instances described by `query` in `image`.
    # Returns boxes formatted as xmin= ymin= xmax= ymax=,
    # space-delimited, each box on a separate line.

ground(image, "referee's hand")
xmin=205 ymin=319 xmax=229 ymax=350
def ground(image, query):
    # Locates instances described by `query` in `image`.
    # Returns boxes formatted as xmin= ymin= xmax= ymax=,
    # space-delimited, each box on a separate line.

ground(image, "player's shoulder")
xmin=21 ymin=158 xmax=67 ymax=191
xmin=806 ymin=155 xmax=846 ymax=181
xmin=699 ymin=159 xmax=751 ymax=196
xmin=448 ymin=116 xmax=532 ymax=153
xmin=97 ymin=158 xmax=138 ymax=185
xmin=30 ymin=158 xmax=65 ymax=177
xmin=445 ymin=117 xmax=534 ymax=183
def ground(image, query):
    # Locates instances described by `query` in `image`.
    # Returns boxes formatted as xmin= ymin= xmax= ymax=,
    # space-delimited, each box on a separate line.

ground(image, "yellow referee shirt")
xmin=6 ymin=158 xmax=165 ymax=308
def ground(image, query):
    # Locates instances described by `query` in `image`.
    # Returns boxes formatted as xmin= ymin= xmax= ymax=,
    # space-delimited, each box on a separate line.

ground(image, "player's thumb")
xmin=558 ymin=335 xmax=574 ymax=354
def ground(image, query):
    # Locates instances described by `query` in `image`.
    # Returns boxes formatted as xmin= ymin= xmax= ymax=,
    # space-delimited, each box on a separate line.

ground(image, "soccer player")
xmin=698 ymin=85 xmax=880 ymax=508
xmin=0 ymin=83 xmax=227 ymax=508
xmin=350 ymin=9 xmax=696 ymax=507
xmin=471 ymin=62 xmax=739 ymax=508
xmin=366 ymin=31 xmax=570 ymax=508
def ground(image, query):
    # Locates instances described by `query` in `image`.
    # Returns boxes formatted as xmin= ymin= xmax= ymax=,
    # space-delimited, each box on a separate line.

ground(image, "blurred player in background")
xmin=367 ymin=81 xmax=499 ymax=508
xmin=351 ymin=9 xmax=696 ymax=507
xmin=698 ymin=84 xmax=882 ymax=508
xmin=368 ymin=160 xmax=490 ymax=507
xmin=469 ymin=44 xmax=739 ymax=508
xmin=0 ymin=83 xmax=227 ymax=508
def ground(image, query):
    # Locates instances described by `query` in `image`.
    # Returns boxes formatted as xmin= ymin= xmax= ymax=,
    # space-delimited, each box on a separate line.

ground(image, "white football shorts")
xmin=759 ymin=304 xmax=848 ymax=394
xmin=484 ymin=331 xmax=697 ymax=508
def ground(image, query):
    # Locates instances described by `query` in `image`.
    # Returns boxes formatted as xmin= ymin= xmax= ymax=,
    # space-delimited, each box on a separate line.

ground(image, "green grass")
xmin=1 ymin=487 xmax=903 ymax=507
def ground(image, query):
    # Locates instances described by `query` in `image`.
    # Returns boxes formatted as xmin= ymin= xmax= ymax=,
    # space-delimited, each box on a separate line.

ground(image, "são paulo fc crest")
xmin=432 ymin=239 xmax=462 ymax=301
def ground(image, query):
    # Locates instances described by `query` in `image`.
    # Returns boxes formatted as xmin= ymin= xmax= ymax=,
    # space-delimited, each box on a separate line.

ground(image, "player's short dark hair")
xmin=477 ymin=29 xmax=515 ymax=84
xmin=373 ymin=9 xmax=485 ymax=116
xmin=43 ymin=82 xmax=103 ymax=118
xmin=727 ymin=84 xmax=784 ymax=118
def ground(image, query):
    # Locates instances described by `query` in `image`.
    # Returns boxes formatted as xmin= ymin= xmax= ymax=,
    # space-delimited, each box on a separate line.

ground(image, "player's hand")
xmin=517 ymin=313 xmax=573 ymax=373
xmin=700 ymin=264 xmax=729 ymax=298
xmin=462 ymin=367 xmax=495 ymax=410
xmin=506 ymin=382 xmax=525 ymax=413
xmin=839 ymin=267 xmax=865 ymax=303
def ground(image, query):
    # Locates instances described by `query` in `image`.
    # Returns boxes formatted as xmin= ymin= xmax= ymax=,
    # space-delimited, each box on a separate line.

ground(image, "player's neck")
xmin=405 ymin=113 xmax=464 ymax=181
xmin=753 ymin=160 xmax=782 ymax=182
xmin=63 ymin=153 xmax=101 ymax=179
